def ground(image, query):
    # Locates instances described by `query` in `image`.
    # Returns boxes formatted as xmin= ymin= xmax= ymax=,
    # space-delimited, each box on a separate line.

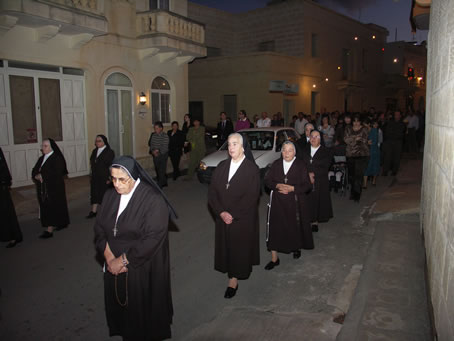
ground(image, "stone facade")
xmin=421 ymin=0 xmax=454 ymax=339
xmin=0 ymin=0 xmax=206 ymax=186
xmin=188 ymin=0 xmax=389 ymax=126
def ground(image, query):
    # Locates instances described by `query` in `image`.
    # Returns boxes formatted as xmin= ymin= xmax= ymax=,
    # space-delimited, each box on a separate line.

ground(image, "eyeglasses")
xmin=109 ymin=176 xmax=131 ymax=184
xmin=310 ymin=135 xmax=321 ymax=139
xmin=95 ymin=139 xmax=103 ymax=142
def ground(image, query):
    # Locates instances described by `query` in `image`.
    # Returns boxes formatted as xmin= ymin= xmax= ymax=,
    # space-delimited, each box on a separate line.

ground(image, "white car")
xmin=197 ymin=127 xmax=300 ymax=184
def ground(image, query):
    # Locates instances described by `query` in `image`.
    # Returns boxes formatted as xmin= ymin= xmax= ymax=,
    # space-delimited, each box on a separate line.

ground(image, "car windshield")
xmin=220 ymin=131 xmax=275 ymax=151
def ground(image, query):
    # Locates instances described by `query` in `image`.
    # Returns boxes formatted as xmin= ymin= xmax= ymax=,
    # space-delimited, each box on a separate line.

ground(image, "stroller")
xmin=328 ymin=154 xmax=349 ymax=196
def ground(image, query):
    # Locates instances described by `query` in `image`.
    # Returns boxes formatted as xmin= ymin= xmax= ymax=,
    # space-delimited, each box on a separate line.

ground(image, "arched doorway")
xmin=104 ymin=72 xmax=134 ymax=156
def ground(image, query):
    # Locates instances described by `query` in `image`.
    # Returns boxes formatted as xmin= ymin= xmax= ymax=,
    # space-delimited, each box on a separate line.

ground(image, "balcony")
xmin=136 ymin=10 xmax=206 ymax=64
xmin=0 ymin=0 xmax=107 ymax=47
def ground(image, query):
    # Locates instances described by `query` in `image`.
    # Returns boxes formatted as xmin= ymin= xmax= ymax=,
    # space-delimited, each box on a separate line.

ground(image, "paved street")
xmin=0 ymin=170 xmax=414 ymax=340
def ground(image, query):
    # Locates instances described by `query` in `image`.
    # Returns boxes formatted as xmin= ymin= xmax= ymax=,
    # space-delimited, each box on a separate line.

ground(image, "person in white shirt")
xmin=294 ymin=112 xmax=308 ymax=135
xmin=256 ymin=112 xmax=271 ymax=128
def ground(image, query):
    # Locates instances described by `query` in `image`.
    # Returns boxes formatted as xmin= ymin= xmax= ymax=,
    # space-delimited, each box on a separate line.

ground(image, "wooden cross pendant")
xmin=284 ymin=177 xmax=288 ymax=184
xmin=226 ymin=183 xmax=230 ymax=190
xmin=113 ymin=223 xmax=118 ymax=237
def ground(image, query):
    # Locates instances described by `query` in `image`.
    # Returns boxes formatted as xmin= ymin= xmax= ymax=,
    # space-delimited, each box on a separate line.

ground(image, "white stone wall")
xmin=422 ymin=0 xmax=454 ymax=339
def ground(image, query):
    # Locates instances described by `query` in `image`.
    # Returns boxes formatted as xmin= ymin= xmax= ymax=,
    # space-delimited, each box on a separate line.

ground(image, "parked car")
xmin=197 ymin=127 xmax=300 ymax=185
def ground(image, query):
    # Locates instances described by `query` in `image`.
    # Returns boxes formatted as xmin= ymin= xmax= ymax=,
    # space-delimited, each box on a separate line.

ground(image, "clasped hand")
xmin=220 ymin=211 xmax=233 ymax=225
xmin=107 ymin=256 xmax=128 ymax=275
xmin=276 ymin=183 xmax=294 ymax=194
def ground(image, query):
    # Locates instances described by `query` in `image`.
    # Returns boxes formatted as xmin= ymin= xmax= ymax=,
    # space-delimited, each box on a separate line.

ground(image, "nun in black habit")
xmin=87 ymin=135 xmax=115 ymax=218
xmin=94 ymin=156 xmax=176 ymax=341
xmin=208 ymin=133 xmax=260 ymax=299
xmin=264 ymin=141 xmax=313 ymax=270
xmin=300 ymin=130 xmax=334 ymax=232
xmin=31 ymin=138 xmax=70 ymax=238
xmin=0 ymin=148 xmax=23 ymax=248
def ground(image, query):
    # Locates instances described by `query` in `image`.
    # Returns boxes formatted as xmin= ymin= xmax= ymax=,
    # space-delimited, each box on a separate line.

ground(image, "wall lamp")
xmin=139 ymin=92 xmax=147 ymax=105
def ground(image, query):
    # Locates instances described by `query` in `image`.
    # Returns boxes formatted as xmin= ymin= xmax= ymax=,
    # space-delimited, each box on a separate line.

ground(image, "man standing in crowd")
xmin=256 ymin=112 xmax=271 ymax=128
xmin=168 ymin=121 xmax=185 ymax=180
xmin=148 ymin=121 xmax=169 ymax=188
xmin=406 ymin=111 xmax=419 ymax=154
xmin=216 ymin=111 xmax=234 ymax=147
xmin=382 ymin=110 xmax=406 ymax=176
xmin=294 ymin=112 xmax=308 ymax=136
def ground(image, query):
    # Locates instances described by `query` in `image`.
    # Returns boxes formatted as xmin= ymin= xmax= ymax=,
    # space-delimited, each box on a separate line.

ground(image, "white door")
xmin=0 ymin=63 xmax=88 ymax=187
xmin=105 ymin=87 xmax=134 ymax=156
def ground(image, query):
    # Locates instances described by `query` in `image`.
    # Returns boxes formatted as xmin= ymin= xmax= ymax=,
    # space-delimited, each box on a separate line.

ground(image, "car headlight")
xmin=199 ymin=161 xmax=207 ymax=171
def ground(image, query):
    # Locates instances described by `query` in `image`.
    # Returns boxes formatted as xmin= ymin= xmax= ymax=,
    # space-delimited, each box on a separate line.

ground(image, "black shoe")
xmin=293 ymin=250 xmax=301 ymax=259
xmin=39 ymin=231 xmax=53 ymax=239
xmin=224 ymin=285 xmax=238 ymax=299
xmin=55 ymin=225 xmax=68 ymax=231
xmin=86 ymin=211 xmax=97 ymax=219
xmin=312 ymin=225 xmax=319 ymax=232
xmin=6 ymin=239 xmax=22 ymax=248
xmin=264 ymin=259 xmax=280 ymax=270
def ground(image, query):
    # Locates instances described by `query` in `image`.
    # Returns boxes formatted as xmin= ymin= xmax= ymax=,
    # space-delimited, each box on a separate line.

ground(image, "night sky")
xmin=189 ymin=0 xmax=428 ymax=43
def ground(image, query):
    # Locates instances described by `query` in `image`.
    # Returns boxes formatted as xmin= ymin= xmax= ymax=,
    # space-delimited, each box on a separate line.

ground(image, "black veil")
xmin=110 ymin=156 xmax=177 ymax=219
xmin=46 ymin=138 xmax=68 ymax=175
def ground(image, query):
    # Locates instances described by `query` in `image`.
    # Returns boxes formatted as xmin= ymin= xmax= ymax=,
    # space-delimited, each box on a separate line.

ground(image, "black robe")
xmin=89 ymin=147 xmax=115 ymax=205
xmin=0 ymin=148 xmax=22 ymax=242
xmin=31 ymin=153 xmax=70 ymax=228
xmin=301 ymin=145 xmax=333 ymax=223
xmin=94 ymin=182 xmax=173 ymax=341
xmin=265 ymin=158 xmax=314 ymax=252
xmin=208 ymin=158 xmax=260 ymax=280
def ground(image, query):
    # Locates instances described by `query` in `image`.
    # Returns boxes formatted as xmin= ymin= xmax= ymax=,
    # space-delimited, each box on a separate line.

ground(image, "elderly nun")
xmin=264 ymin=141 xmax=314 ymax=270
xmin=208 ymin=133 xmax=260 ymax=299
xmin=94 ymin=156 xmax=176 ymax=341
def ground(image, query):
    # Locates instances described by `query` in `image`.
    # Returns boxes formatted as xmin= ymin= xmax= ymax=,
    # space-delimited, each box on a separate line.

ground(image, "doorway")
xmin=105 ymin=73 xmax=134 ymax=156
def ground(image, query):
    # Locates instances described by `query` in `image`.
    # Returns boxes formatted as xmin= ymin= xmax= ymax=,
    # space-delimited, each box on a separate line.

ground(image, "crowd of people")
xmin=0 ymin=106 xmax=423 ymax=341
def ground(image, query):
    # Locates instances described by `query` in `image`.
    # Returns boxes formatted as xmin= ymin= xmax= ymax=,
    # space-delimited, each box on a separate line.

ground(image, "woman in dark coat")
xmin=87 ymin=135 xmax=115 ymax=218
xmin=94 ymin=156 xmax=176 ymax=341
xmin=167 ymin=121 xmax=185 ymax=180
xmin=32 ymin=138 xmax=70 ymax=239
xmin=301 ymin=130 xmax=333 ymax=232
xmin=344 ymin=114 xmax=370 ymax=202
xmin=0 ymin=148 xmax=23 ymax=248
xmin=208 ymin=133 xmax=260 ymax=299
xmin=264 ymin=142 xmax=313 ymax=270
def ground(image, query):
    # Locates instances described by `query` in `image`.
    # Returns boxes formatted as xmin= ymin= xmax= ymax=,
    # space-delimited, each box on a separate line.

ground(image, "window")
xmin=258 ymin=41 xmax=275 ymax=52
xmin=106 ymin=73 xmax=132 ymax=87
xmin=39 ymin=78 xmax=63 ymax=141
xmin=150 ymin=0 xmax=169 ymax=10
xmin=275 ymin=131 xmax=287 ymax=152
xmin=10 ymin=75 xmax=37 ymax=144
xmin=151 ymin=76 xmax=171 ymax=124
xmin=311 ymin=33 xmax=319 ymax=57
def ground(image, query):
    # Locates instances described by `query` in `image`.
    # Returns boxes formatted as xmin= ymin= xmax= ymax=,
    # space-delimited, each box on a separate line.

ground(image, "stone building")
xmin=187 ymin=0 xmax=389 ymax=126
xmin=0 ymin=0 xmax=206 ymax=187
xmin=413 ymin=0 xmax=454 ymax=340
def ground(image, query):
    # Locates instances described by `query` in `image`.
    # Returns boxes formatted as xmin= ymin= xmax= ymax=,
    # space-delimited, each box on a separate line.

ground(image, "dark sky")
xmin=189 ymin=0 xmax=428 ymax=43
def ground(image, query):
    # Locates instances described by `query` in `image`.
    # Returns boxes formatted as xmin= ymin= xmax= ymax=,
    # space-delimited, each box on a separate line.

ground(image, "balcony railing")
xmin=136 ymin=11 xmax=204 ymax=45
